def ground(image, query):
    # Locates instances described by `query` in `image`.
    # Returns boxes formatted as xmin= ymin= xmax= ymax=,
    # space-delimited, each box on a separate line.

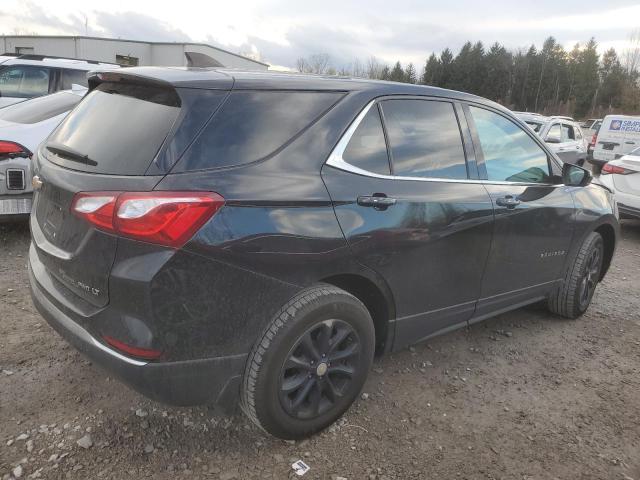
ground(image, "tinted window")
xmin=176 ymin=91 xmax=342 ymax=171
xmin=0 ymin=91 xmax=82 ymax=124
xmin=60 ymin=69 xmax=89 ymax=89
xmin=45 ymin=82 xmax=180 ymax=175
xmin=381 ymin=99 xmax=467 ymax=179
xmin=547 ymin=123 xmax=561 ymax=142
xmin=0 ymin=65 xmax=50 ymax=98
xmin=470 ymin=106 xmax=551 ymax=184
xmin=561 ymin=124 xmax=575 ymax=141
xmin=342 ymin=106 xmax=390 ymax=175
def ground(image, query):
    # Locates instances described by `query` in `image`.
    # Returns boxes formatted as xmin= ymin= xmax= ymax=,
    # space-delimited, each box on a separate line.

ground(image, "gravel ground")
xmin=1 ymin=219 xmax=639 ymax=480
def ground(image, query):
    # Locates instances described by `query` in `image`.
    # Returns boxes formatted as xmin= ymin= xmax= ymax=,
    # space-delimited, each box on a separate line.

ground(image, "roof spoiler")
xmin=184 ymin=51 xmax=224 ymax=68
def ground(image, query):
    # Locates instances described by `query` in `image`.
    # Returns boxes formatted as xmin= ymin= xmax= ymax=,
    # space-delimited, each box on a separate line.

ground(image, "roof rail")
xmin=15 ymin=54 xmax=120 ymax=66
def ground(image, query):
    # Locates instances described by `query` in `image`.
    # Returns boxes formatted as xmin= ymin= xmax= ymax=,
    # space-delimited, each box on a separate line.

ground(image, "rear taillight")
xmin=103 ymin=335 xmax=162 ymax=360
xmin=602 ymin=163 xmax=633 ymax=175
xmin=590 ymin=133 xmax=597 ymax=147
xmin=71 ymin=191 xmax=224 ymax=247
xmin=0 ymin=140 xmax=30 ymax=158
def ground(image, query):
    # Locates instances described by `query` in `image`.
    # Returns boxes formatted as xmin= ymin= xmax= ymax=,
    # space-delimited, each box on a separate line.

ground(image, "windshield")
xmin=0 ymin=91 xmax=82 ymax=124
xmin=629 ymin=146 xmax=640 ymax=156
xmin=45 ymin=82 xmax=181 ymax=175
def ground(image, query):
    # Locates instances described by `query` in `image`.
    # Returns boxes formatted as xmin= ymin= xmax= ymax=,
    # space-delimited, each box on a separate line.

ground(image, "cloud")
xmin=1 ymin=0 xmax=639 ymax=69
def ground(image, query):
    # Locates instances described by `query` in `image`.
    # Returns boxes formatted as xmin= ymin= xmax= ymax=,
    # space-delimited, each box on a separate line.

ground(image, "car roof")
xmin=89 ymin=66 xmax=501 ymax=106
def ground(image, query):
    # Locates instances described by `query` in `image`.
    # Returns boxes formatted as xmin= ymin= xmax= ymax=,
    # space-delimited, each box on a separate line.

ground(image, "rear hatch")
xmin=612 ymin=154 xmax=640 ymax=198
xmin=31 ymin=75 xmax=222 ymax=308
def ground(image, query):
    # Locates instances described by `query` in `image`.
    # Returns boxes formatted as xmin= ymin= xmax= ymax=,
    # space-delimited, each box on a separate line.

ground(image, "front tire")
xmin=548 ymin=232 xmax=604 ymax=318
xmin=241 ymin=284 xmax=375 ymax=439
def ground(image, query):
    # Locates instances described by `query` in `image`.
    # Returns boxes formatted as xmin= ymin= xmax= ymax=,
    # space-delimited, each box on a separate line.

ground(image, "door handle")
xmin=495 ymin=195 xmax=520 ymax=209
xmin=357 ymin=195 xmax=397 ymax=209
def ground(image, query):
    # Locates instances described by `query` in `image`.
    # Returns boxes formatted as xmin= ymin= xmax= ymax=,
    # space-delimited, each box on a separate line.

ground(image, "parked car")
xmin=0 ymin=86 xmax=86 ymax=220
xmin=581 ymin=118 xmax=602 ymax=131
xmin=29 ymin=68 xmax=619 ymax=440
xmin=0 ymin=54 xmax=117 ymax=108
xmin=591 ymin=115 xmax=640 ymax=169
xmin=515 ymin=113 xmax=588 ymax=165
xmin=598 ymin=147 xmax=640 ymax=219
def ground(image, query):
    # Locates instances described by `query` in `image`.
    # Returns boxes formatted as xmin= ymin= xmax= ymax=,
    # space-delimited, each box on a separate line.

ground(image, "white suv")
xmin=515 ymin=113 xmax=588 ymax=165
xmin=0 ymin=54 xmax=118 ymax=108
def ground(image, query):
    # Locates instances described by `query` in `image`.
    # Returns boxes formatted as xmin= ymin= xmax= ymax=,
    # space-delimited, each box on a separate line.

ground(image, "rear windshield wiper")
xmin=46 ymin=142 xmax=98 ymax=166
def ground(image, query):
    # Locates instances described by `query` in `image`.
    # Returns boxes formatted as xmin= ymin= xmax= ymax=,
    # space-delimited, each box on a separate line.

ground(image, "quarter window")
xmin=470 ymin=106 xmax=551 ymax=184
xmin=60 ymin=69 xmax=89 ymax=89
xmin=342 ymin=106 xmax=390 ymax=175
xmin=381 ymin=99 xmax=467 ymax=179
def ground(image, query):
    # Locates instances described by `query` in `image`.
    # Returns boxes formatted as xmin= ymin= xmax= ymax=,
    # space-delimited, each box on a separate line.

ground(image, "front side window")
xmin=381 ymin=99 xmax=467 ymax=179
xmin=342 ymin=106 xmax=390 ymax=175
xmin=0 ymin=65 xmax=50 ymax=98
xmin=470 ymin=106 xmax=551 ymax=184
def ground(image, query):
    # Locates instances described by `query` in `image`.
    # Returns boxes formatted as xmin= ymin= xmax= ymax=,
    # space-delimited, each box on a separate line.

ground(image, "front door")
xmin=465 ymin=105 xmax=575 ymax=318
xmin=322 ymin=98 xmax=494 ymax=348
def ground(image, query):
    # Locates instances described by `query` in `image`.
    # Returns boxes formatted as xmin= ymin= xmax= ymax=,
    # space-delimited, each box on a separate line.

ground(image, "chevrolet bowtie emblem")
xmin=32 ymin=175 xmax=43 ymax=190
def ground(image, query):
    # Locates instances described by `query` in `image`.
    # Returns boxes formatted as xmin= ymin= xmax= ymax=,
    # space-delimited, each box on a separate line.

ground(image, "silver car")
xmin=515 ymin=113 xmax=588 ymax=165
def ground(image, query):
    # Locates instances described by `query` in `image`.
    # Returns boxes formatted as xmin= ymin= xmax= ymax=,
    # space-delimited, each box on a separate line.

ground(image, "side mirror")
xmin=562 ymin=162 xmax=592 ymax=187
xmin=545 ymin=137 xmax=561 ymax=144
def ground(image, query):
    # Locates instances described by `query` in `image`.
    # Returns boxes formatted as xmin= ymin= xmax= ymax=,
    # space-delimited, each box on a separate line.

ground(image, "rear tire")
xmin=241 ymin=284 xmax=375 ymax=439
xmin=548 ymin=232 xmax=604 ymax=319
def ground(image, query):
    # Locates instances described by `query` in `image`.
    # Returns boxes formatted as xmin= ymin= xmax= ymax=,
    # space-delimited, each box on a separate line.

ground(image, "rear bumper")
xmin=29 ymin=262 xmax=246 ymax=410
xmin=618 ymin=202 xmax=640 ymax=219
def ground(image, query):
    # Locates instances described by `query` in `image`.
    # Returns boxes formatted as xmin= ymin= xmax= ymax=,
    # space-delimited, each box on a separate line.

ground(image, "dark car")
xmin=28 ymin=68 xmax=619 ymax=439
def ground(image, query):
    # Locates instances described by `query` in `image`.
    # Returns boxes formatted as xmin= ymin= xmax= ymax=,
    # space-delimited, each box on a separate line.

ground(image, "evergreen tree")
xmin=389 ymin=61 xmax=406 ymax=82
xmin=421 ymin=53 xmax=441 ymax=85
xmin=404 ymin=62 xmax=417 ymax=83
xmin=439 ymin=48 xmax=454 ymax=88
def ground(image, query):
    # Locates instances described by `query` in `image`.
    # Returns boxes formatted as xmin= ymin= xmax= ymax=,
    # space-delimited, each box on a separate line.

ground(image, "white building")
xmin=0 ymin=35 xmax=269 ymax=70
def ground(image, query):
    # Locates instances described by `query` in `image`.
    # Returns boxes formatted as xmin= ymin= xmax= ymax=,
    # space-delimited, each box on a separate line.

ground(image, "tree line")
xmin=295 ymin=33 xmax=640 ymax=118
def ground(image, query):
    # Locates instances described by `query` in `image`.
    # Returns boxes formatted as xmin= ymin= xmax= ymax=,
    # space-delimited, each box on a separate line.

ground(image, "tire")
xmin=241 ymin=284 xmax=375 ymax=439
xmin=548 ymin=232 xmax=604 ymax=319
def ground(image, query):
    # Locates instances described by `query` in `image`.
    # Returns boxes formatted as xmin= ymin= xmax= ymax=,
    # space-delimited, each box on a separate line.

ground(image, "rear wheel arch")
xmin=594 ymin=223 xmax=616 ymax=280
xmin=321 ymin=273 xmax=395 ymax=355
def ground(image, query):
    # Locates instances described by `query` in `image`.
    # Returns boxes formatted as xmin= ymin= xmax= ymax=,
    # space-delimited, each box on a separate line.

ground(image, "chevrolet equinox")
xmin=28 ymin=68 xmax=619 ymax=439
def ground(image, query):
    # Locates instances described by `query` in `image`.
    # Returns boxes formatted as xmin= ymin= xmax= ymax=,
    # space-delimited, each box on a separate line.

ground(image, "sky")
xmin=1 ymin=0 xmax=639 ymax=70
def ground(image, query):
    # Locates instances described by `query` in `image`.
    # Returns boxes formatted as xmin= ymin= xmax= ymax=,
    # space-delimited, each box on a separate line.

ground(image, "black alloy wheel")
xmin=279 ymin=319 xmax=361 ymax=420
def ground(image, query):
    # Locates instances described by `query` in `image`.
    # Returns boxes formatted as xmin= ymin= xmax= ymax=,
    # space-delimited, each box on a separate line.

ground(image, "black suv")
xmin=29 ymin=68 xmax=619 ymax=439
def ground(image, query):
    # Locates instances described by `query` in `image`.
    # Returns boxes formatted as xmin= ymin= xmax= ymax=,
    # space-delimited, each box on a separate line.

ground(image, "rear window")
xmin=45 ymin=82 xmax=180 ymax=175
xmin=0 ymin=91 xmax=81 ymax=124
xmin=174 ymin=91 xmax=343 ymax=172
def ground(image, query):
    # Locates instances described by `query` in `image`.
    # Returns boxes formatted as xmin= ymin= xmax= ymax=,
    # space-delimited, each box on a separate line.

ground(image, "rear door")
xmin=559 ymin=122 xmax=581 ymax=164
xmin=322 ymin=97 xmax=494 ymax=347
xmin=465 ymin=104 xmax=575 ymax=318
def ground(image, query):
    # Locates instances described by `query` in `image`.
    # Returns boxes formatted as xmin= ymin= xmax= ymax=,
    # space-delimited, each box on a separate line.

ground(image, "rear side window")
xmin=470 ymin=106 xmax=551 ymax=184
xmin=0 ymin=91 xmax=81 ymax=124
xmin=175 ymin=91 xmax=343 ymax=172
xmin=60 ymin=69 xmax=89 ymax=89
xmin=381 ymin=99 xmax=467 ymax=179
xmin=342 ymin=106 xmax=390 ymax=175
xmin=45 ymin=82 xmax=180 ymax=175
